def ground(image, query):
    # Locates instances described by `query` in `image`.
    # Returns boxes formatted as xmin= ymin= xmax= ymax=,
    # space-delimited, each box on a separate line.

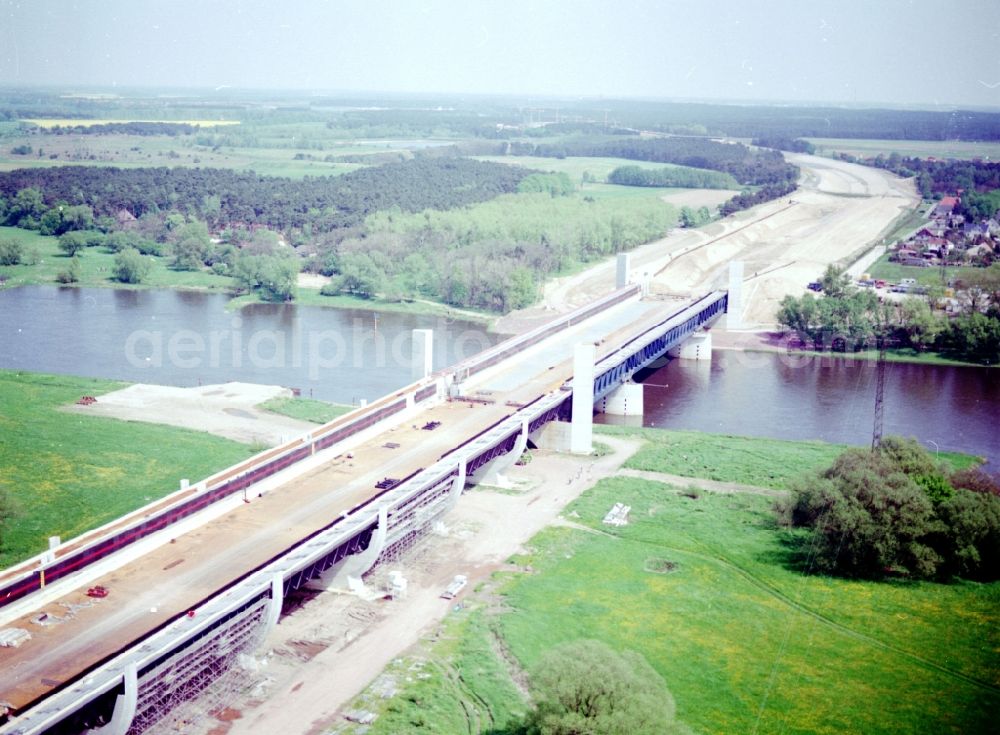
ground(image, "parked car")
xmin=807 ymin=281 xmax=823 ymax=292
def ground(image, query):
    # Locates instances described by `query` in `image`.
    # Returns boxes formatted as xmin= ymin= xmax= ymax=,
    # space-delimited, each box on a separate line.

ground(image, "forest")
xmin=5 ymin=89 xmax=1000 ymax=142
xmin=508 ymin=136 xmax=798 ymax=186
xmin=832 ymin=151 xmax=1000 ymax=201
xmin=607 ymin=164 xmax=737 ymax=189
xmin=0 ymin=158 xmax=530 ymax=231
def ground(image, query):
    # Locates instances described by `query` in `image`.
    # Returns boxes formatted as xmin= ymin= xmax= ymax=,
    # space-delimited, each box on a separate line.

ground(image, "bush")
xmin=113 ymin=247 xmax=151 ymax=284
xmin=779 ymin=437 xmax=1000 ymax=581
xmin=55 ymin=255 xmax=81 ymax=284
xmin=0 ymin=237 xmax=23 ymax=265
xmin=520 ymin=640 xmax=690 ymax=735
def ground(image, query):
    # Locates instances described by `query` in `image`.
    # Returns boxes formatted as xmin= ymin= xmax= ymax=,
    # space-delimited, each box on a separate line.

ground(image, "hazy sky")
xmin=2 ymin=0 xmax=999 ymax=108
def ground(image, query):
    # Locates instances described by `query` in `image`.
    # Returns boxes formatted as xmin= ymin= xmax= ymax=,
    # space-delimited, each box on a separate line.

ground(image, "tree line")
xmin=607 ymin=164 xmax=738 ymax=189
xmin=0 ymin=158 xmax=530 ymax=232
xmin=837 ymin=152 xmax=1000 ymax=202
xmin=777 ymin=265 xmax=1000 ymax=364
xmin=36 ymin=121 xmax=202 ymax=136
xmin=510 ymin=136 xmax=798 ymax=186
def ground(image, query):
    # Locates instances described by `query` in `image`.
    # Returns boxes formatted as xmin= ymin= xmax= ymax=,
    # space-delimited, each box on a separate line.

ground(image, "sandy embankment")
xmin=496 ymin=154 xmax=919 ymax=333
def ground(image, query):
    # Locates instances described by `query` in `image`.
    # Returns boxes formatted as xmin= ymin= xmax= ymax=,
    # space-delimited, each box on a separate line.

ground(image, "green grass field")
xmin=342 ymin=426 xmax=993 ymax=735
xmin=0 ymin=370 xmax=256 ymax=567
xmin=257 ymin=395 xmax=353 ymax=424
xmin=867 ymin=251 xmax=980 ymax=288
xmin=0 ymin=226 xmax=236 ymax=292
xmin=595 ymin=427 xmax=980 ymax=487
xmin=351 ymin=466 xmax=998 ymax=734
xmin=808 ymin=138 xmax=1000 ymax=161
xmin=496 ymin=479 xmax=998 ymax=735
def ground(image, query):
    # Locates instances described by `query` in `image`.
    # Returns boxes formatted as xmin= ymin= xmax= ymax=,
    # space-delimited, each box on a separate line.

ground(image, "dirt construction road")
xmin=496 ymin=154 xmax=919 ymax=333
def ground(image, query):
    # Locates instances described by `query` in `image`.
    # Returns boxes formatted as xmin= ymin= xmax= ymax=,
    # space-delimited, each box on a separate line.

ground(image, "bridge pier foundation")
xmin=669 ymin=329 xmax=712 ymax=361
xmin=616 ymin=253 xmax=631 ymax=288
xmin=570 ymin=343 xmax=596 ymax=454
xmin=726 ymin=261 xmax=744 ymax=330
xmin=446 ymin=460 xmax=467 ymax=508
xmin=597 ymin=381 xmax=644 ymax=417
xmin=310 ymin=505 xmax=388 ymax=592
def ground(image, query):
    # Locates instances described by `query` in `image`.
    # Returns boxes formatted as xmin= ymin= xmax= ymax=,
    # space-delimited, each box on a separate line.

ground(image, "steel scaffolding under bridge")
xmin=0 ymin=289 xmax=728 ymax=735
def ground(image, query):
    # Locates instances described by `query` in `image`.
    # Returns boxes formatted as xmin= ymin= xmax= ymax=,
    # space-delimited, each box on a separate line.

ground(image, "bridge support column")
xmin=726 ymin=261 xmax=744 ymax=329
xmin=571 ymin=343 xmax=595 ymax=454
xmin=669 ymin=330 xmax=712 ymax=361
xmin=616 ymin=253 xmax=631 ymax=288
xmin=92 ymin=662 xmax=137 ymax=735
xmin=261 ymin=573 xmax=284 ymax=638
xmin=469 ymin=418 xmax=529 ymax=487
xmin=313 ymin=505 xmax=388 ymax=591
xmin=447 ymin=460 xmax=467 ymax=508
xmin=411 ymin=329 xmax=434 ymax=382
xmin=598 ymin=382 xmax=644 ymax=417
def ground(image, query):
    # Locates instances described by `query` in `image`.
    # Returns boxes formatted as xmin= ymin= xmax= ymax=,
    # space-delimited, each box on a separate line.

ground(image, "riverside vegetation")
xmin=0 ymin=370 xmax=258 ymax=567
xmin=347 ymin=428 xmax=996 ymax=735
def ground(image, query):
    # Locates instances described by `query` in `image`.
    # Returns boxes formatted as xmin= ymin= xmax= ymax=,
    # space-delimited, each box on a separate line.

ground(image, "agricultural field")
xmin=475 ymin=154 xmax=686 ymax=184
xmin=0 ymin=370 xmax=256 ymax=567
xmin=21 ymin=119 xmax=241 ymax=128
xmin=808 ymin=137 xmax=1000 ymax=161
xmin=353 ymin=454 xmax=997 ymax=735
xmin=1 ymin=130 xmax=369 ymax=178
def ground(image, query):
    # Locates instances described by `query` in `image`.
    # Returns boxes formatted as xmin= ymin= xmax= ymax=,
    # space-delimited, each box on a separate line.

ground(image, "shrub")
xmin=0 ymin=237 xmax=23 ymax=265
xmin=113 ymin=247 xmax=151 ymax=284
xmin=779 ymin=437 xmax=1000 ymax=581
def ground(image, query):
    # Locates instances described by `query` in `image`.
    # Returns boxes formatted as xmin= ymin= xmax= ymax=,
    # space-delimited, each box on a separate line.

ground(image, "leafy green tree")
xmin=8 ymin=187 xmax=46 ymax=228
xmin=779 ymin=438 xmax=1000 ymax=581
xmin=330 ymin=252 xmax=386 ymax=299
xmin=113 ymin=247 xmax=151 ymax=284
xmin=521 ymin=640 xmax=690 ymax=735
xmin=233 ymin=253 xmax=298 ymax=301
xmin=944 ymin=311 xmax=1000 ymax=364
xmin=935 ymin=489 xmax=1000 ymax=580
xmin=169 ymin=219 xmax=213 ymax=270
xmin=58 ymin=231 xmax=89 ymax=257
xmin=39 ymin=204 xmax=95 ymax=236
xmin=0 ymin=237 xmax=23 ymax=265
xmin=507 ymin=266 xmax=538 ymax=309
xmin=820 ymin=264 xmax=853 ymax=298
xmin=782 ymin=446 xmax=940 ymax=578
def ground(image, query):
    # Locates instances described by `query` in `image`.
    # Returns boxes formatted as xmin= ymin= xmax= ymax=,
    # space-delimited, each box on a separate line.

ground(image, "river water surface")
xmin=598 ymin=349 xmax=998 ymax=468
xmin=1 ymin=286 xmax=996 ymax=466
xmin=0 ymin=286 xmax=497 ymax=405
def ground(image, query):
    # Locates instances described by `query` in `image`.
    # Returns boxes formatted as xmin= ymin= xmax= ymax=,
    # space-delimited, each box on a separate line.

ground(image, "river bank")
xmin=713 ymin=328 xmax=991 ymax=368
xmin=0 ymin=226 xmax=501 ymax=326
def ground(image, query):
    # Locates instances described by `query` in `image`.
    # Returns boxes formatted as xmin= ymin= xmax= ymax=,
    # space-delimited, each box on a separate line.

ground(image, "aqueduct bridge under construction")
xmin=0 ymin=275 xmax=728 ymax=734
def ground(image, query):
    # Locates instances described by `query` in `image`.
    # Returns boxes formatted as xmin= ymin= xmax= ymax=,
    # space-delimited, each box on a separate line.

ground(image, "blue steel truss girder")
xmin=591 ymin=292 xmax=727 ymax=402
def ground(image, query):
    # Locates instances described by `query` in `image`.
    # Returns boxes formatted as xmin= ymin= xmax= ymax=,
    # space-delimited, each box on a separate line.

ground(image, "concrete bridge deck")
xmin=0 ymin=292 xmax=687 ymax=721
